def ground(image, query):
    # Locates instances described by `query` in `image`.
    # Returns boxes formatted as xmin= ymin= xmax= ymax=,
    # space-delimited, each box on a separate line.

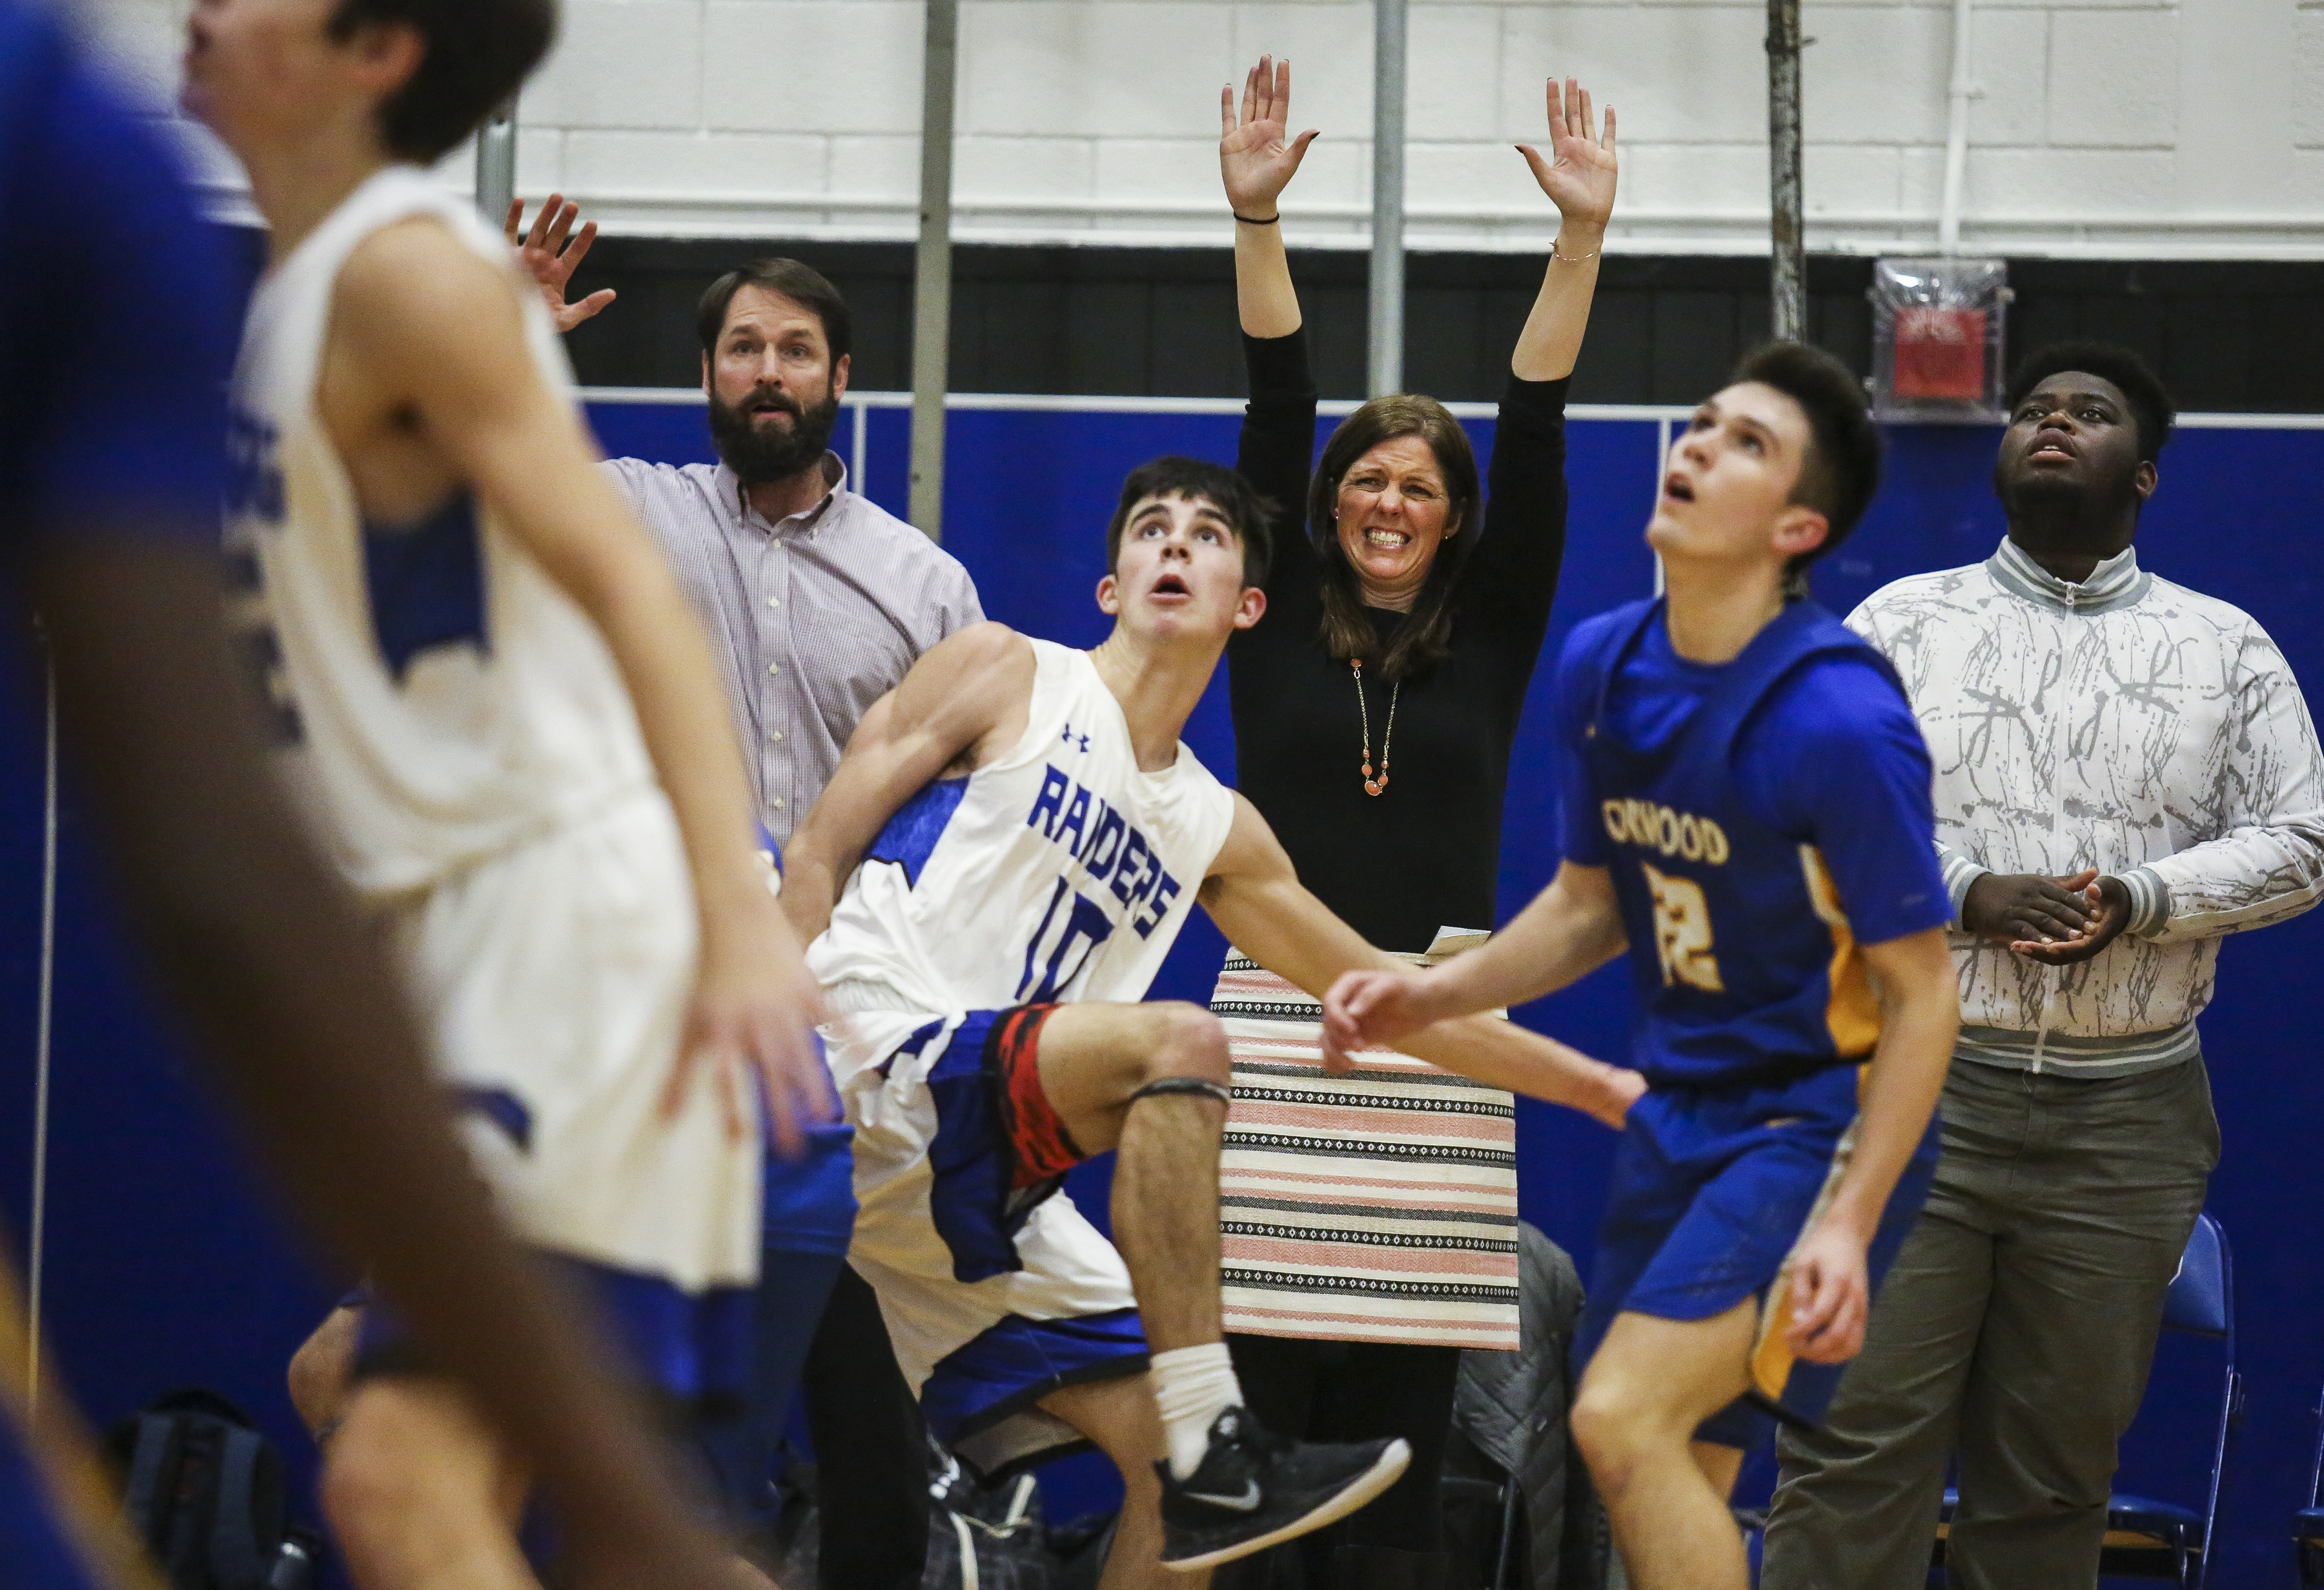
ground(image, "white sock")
xmin=1150 ymin=1342 xmax=1244 ymax=1480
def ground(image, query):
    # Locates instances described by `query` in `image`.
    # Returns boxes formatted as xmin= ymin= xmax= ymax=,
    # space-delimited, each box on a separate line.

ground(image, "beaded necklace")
xmin=1352 ymin=658 xmax=1399 ymax=797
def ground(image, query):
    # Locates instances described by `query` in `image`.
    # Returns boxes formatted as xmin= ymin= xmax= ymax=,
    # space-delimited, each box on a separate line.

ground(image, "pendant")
xmin=1354 ymin=660 xmax=1391 ymax=797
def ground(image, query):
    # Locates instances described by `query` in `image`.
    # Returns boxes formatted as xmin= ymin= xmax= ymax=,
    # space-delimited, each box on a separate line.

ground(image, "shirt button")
xmin=768 ymin=729 xmax=784 ymax=743
xmin=767 ymin=596 xmax=780 ymax=609
xmin=767 ymin=662 xmax=780 ymax=677
xmin=772 ymin=799 xmax=786 ymax=810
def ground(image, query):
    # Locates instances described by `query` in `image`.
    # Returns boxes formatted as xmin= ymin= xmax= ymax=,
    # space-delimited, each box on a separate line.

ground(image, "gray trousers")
xmin=1760 ymin=1055 xmax=2218 ymax=1590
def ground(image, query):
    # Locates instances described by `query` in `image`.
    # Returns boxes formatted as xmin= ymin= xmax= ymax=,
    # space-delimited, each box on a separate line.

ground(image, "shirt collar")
xmin=715 ymin=452 xmax=849 ymax=540
xmin=1986 ymin=535 xmax=2150 ymax=615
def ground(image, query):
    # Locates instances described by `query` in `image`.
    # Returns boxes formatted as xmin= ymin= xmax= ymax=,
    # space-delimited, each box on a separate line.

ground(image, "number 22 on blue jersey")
xmin=1644 ymin=863 xmax=1725 ymax=992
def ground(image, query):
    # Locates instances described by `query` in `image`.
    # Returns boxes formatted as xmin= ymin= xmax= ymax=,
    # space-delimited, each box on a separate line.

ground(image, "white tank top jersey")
xmin=222 ymin=165 xmax=656 ymax=902
xmin=809 ymin=638 xmax=1238 ymax=1023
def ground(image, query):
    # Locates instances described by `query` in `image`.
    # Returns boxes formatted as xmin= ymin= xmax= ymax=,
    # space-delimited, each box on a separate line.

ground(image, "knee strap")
xmin=1130 ymin=1077 xmax=1233 ymax=1108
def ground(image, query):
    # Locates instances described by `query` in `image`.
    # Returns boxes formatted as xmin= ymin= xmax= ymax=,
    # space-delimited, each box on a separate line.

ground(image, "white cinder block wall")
xmin=80 ymin=0 xmax=2324 ymax=258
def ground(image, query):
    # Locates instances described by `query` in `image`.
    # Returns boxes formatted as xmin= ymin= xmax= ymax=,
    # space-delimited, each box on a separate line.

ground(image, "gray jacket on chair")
xmin=1455 ymin=1222 xmax=1600 ymax=1590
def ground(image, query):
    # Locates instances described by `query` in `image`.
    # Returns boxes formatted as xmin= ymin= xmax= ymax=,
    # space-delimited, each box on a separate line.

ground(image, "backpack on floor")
xmin=761 ymin=1431 xmax=1086 ymax=1590
xmin=107 ymin=1389 xmax=316 ymax=1590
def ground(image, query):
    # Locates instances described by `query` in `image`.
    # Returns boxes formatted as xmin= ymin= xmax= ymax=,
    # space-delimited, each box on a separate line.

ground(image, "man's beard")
xmin=708 ymin=384 xmax=842 ymax=485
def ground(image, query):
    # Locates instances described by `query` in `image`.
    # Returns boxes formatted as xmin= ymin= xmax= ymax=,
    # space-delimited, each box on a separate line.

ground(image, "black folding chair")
xmin=2288 ymin=1378 xmax=2324 ymax=1584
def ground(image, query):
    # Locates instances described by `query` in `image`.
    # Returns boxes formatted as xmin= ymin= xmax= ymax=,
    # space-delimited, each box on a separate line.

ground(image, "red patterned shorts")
xmin=986 ymin=1003 xmax=1085 ymax=1189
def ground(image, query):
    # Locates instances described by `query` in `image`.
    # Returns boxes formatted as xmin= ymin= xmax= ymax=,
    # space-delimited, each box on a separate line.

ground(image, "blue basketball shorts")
xmin=826 ymin=1004 xmax=1148 ymax=1480
xmin=1574 ymin=1062 xmax=1939 ymax=1449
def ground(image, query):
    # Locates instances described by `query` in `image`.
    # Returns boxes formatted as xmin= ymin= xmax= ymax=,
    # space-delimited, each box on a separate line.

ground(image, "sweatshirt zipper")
xmin=2029 ymin=586 xmax=2083 ymax=1076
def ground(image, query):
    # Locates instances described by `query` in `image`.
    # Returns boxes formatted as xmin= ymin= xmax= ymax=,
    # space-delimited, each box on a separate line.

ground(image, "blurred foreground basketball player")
xmin=176 ymin=0 xmax=831 ymax=1585
xmin=0 ymin=5 xmax=758 ymax=1587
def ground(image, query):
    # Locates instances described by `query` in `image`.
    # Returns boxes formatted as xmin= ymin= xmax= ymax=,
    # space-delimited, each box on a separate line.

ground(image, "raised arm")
xmin=780 ymin=622 xmax=1034 ymax=943
xmin=1220 ymin=55 xmax=1315 ymax=339
xmin=1201 ymin=797 xmax=1640 ymax=1126
xmin=1511 ymin=77 xmax=1616 ymax=382
xmin=1220 ymin=56 xmax=1323 ymax=599
xmin=1454 ymin=79 xmax=1620 ymax=649
xmin=505 ymin=193 xmax=616 ymax=332
xmin=331 ymin=221 xmax=825 ymax=1141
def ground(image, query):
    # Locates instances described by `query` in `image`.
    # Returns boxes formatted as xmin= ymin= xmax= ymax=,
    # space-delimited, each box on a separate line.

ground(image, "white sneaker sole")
xmin=1161 ymin=1438 xmax=1414 ymax=1572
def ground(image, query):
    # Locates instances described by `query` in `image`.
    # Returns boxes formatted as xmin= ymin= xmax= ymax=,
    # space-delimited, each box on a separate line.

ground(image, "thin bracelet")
xmin=1551 ymin=241 xmax=1600 ymax=261
xmin=1233 ymin=211 xmax=1281 ymax=226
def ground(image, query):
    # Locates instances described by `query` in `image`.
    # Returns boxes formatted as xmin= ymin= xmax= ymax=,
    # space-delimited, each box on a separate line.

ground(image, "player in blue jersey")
xmin=1323 ymin=343 xmax=1961 ymax=1590
xmin=0 ymin=6 xmax=753 ymax=1589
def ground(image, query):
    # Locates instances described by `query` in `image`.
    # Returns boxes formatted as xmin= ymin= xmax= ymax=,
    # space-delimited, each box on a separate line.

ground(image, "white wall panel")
xmin=2044 ymin=9 xmax=2178 ymax=148
xmin=1804 ymin=7 xmax=1952 ymax=145
xmin=74 ymin=0 xmax=2324 ymax=259
xmin=1403 ymin=6 xmax=1493 ymax=139
xmin=1497 ymin=6 xmax=1771 ymax=147
xmin=1803 ymin=144 xmax=1904 ymax=218
xmin=561 ymin=128 xmax=830 ymax=194
xmin=2300 ymin=13 xmax=2324 ymax=149
xmin=1970 ymin=145 xmax=2177 ymax=214
xmin=524 ymin=1 xmax=704 ymax=130
xmin=1964 ymin=9 xmax=2050 ymax=145
xmin=702 ymin=2 xmax=925 ymax=134
xmin=960 ymin=3 xmax=1236 ymax=138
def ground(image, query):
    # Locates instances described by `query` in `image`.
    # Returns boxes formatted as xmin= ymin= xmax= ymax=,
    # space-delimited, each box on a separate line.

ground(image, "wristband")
xmin=1551 ymin=240 xmax=1601 ymax=262
xmin=1233 ymin=211 xmax=1281 ymax=226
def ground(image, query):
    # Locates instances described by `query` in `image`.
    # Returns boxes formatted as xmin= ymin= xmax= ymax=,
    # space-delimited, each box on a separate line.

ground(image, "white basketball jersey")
xmin=223 ymin=165 xmax=655 ymax=901
xmin=809 ymin=639 xmax=1237 ymax=1017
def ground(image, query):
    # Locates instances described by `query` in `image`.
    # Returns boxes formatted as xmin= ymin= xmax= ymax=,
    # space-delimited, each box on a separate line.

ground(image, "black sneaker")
xmin=1156 ymin=1407 xmax=1411 ymax=1571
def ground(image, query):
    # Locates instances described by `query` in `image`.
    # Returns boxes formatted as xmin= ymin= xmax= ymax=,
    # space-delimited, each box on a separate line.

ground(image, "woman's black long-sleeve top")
xmin=1228 ymin=329 xmax=1573 ymax=954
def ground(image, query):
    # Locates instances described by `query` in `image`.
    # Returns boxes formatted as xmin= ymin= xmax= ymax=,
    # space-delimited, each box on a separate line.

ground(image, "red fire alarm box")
xmin=1895 ymin=306 xmax=1988 ymax=399
xmin=1872 ymin=259 xmax=2009 ymax=420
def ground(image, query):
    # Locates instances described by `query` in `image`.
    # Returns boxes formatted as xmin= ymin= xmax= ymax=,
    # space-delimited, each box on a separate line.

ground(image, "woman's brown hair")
xmin=1306 ymin=395 xmax=1482 ymax=679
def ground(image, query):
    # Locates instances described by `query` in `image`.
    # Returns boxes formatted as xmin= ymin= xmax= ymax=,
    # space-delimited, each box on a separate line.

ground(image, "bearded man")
xmin=598 ymin=255 xmax=983 ymax=847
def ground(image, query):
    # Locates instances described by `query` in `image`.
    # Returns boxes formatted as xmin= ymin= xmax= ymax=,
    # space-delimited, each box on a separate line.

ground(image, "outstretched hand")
xmin=1320 ymin=966 xmax=1439 ymax=1070
xmin=664 ymin=886 xmax=833 ymax=1157
xmin=1516 ymin=76 xmax=1618 ymax=232
xmin=1219 ymin=55 xmax=1318 ymax=220
xmin=505 ymin=194 xmax=617 ymax=333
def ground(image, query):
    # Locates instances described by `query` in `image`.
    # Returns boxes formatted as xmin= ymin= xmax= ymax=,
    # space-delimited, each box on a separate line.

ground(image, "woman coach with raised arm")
xmin=1206 ymin=59 xmax=1617 ymax=1590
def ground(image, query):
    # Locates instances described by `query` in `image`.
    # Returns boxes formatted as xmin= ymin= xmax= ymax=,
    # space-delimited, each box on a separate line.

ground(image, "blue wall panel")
xmin=0 ymin=677 xmax=340 ymax=1547
xmin=6 ymin=400 xmax=2320 ymax=1582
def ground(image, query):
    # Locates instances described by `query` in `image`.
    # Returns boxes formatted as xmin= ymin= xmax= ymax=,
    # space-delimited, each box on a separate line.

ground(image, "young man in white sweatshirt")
xmin=1761 ymin=343 xmax=2324 ymax=1589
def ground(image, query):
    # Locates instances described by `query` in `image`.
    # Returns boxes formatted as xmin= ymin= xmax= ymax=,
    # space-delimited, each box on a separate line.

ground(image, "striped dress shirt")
xmin=605 ymin=453 xmax=983 ymax=845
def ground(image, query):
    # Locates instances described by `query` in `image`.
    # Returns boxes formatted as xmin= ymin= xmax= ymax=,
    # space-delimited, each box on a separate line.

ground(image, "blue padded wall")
xmin=4 ymin=397 xmax=2320 ymax=1583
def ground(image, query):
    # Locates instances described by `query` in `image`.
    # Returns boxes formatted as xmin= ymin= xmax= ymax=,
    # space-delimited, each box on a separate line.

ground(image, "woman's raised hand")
xmin=1516 ymin=77 xmax=1618 ymax=233
xmin=1219 ymin=55 xmax=1318 ymax=221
